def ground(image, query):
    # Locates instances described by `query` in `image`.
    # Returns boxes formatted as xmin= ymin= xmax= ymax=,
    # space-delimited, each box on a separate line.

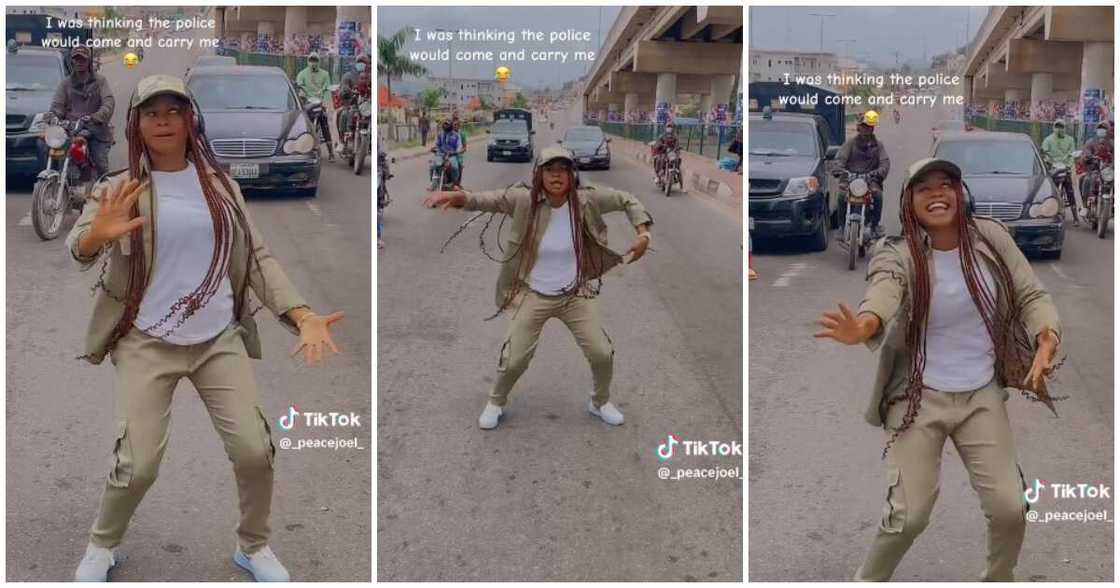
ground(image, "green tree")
xmin=419 ymin=87 xmax=444 ymax=115
xmin=378 ymin=27 xmax=428 ymax=135
xmin=478 ymin=95 xmax=495 ymax=112
xmin=511 ymin=92 xmax=529 ymax=109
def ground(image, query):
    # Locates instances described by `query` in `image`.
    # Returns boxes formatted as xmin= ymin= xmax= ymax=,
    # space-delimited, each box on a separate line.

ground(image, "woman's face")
xmin=138 ymin=95 xmax=189 ymax=159
xmin=909 ymin=170 xmax=959 ymax=230
xmin=541 ymin=160 xmax=572 ymax=197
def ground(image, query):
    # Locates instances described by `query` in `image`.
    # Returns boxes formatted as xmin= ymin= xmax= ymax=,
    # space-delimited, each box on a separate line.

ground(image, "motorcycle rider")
xmin=337 ymin=55 xmax=371 ymax=153
xmin=432 ymin=120 xmax=463 ymax=187
xmin=452 ymin=117 xmax=467 ymax=185
xmin=295 ymin=52 xmax=334 ymax=162
xmin=651 ymin=121 xmax=680 ymax=182
xmin=1077 ymin=121 xmax=1114 ymax=209
xmin=1041 ymin=119 xmax=1080 ymax=226
xmin=892 ymin=107 xmax=901 ymax=124
xmin=835 ymin=110 xmax=891 ymax=238
xmin=46 ymin=46 xmax=114 ymax=178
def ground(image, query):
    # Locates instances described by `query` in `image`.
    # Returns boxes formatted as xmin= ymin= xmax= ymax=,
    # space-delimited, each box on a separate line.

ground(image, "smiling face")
xmin=909 ymin=170 xmax=960 ymax=230
xmin=541 ymin=159 xmax=573 ymax=199
xmin=137 ymin=94 xmax=190 ymax=161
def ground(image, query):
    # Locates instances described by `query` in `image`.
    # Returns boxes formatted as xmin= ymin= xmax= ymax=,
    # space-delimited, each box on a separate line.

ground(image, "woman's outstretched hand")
xmin=291 ymin=311 xmax=345 ymax=367
xmin=79 ymin=177 xmax=148 ymax=257
xmin=814 ymin=302 xmax=879 ymax=345
xmin=423 ymin=191 xmax=466 ymax=210
xmin=1023 ymin=329 xmax=1059 ymax=391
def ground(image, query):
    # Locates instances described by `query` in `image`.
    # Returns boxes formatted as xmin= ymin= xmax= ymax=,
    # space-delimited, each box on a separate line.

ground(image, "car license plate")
xmin=230 ymin=163 xmax=260 ymax=179
xmin=502 ymin=150 xmax=512 ymax=156
xmin=580 ymin=157 xmax=591 ymax=163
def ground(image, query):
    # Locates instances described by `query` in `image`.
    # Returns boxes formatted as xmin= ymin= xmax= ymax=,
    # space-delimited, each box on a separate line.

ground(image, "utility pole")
xmin=808 ymin=12 xmax=835 ymax=53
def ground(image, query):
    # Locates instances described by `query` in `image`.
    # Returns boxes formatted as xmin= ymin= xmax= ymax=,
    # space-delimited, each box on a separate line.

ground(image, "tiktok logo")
xmin=657 ymin=434 xmax=681 ymax=461
xmin=278 ymin=405 xmax=301 ymax=431
xmin=1024 ymin=479 xmax=1047 ymax=504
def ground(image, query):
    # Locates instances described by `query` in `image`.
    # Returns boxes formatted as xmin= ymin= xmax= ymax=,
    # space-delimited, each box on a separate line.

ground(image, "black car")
xmin=6 ymin=46 xmax=68 ymax=178
xmin=748 ymin=111 xmax=839 ymax=251
xmin=186 ymin=65 xmax=320 ymax=196
xmin=185 ymin=54 xmax=236 ymax=77
xmin=486 ymin=119 xmax=534 ymax=162
xmin=560 ymin=125 xmax=610 ymax=170
xmin=932 ymin=131 xmax=1064 ymax=258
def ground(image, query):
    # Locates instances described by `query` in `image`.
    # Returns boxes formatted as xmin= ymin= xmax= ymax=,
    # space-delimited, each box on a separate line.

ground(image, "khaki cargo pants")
xmin=855 ymin=379 xmax=1030 ymax=581
xmin=90 ymin=324 xmax=277 ymax=554
xmin=490 ymin=291 xmax=614 ymax=408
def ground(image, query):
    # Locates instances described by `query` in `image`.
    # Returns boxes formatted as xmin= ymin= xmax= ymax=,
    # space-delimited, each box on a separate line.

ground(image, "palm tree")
xmin=378 ymin=27 xmax=428 ymax=139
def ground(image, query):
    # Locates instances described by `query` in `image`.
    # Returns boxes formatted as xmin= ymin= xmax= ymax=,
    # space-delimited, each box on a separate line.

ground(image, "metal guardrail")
xmin=215 ymin=48 xmax=357 ymax=85
xmin=587 ymin=120 xmax=741 ymax=161
xmin=966 ymin=115 xmax=1093 ymax=148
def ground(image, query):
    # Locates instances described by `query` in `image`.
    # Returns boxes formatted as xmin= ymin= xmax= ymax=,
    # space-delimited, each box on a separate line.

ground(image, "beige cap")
xmin=903 ymin=157 xmax=962 ymax=192
xmin=536 ymin=145 xmax=575 ymax=167
xmin=131 ymin=74 xmax=191 ymax=110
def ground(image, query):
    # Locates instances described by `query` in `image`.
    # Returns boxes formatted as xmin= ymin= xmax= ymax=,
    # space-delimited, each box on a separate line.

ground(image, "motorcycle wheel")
xmin=31 ymin=175 xmax=66 ymax=241
xmin=846 ymin=222 xmax=859 ymax=271
xmin=354 ymin=134 xmax=367 ymax=175
xmin=1097 ymin=196 xmax=1109 ymax=239
xmin=664 ymin=171 xmax=673 ymax=197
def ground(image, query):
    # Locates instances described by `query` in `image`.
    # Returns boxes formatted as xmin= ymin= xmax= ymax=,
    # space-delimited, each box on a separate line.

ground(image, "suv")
xmin=748 ymin=111 xmax=839 ymax=251
xmin=486 ymin=119 xmax=534 ymax=162
xmin=6 ymin=45 xmax=68 ymax=178
xmin=932 ymin=130 xmax=1064 ymax=258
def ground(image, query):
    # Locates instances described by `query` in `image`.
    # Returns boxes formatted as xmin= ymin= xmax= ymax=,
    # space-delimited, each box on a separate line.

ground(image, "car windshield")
xmin=492 ymin=120 xmax=527 ymax=134
xmin=935 ymin=140 xmax=1040 ymax=175
xmin=188 ymin=74 xmax=294 ymax=111
xmin=749 ymin=122 xmax=817 ymax=157
xmin=565 ymin=128 xmax=604 ymax=142
xmin=935 ymin=120 xmax=966 ymax=131
xmin=7 ymin=55 xmax=62 ymax=91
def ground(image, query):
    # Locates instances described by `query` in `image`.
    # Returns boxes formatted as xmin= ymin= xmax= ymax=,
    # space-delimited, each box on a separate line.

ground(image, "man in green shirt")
xmin=295 ymin=52 xmax=334 ymax=161
xmin=1040 ymin=119 xmax=1079 ymax=225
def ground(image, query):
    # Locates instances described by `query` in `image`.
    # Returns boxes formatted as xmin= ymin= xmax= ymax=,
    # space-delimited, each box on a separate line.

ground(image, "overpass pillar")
xmin=1081 ymin=41 xmax=1113 ymax=124
xmin=655 ymin=73 xmax=677 ymax=124
xmin=703 ymin=74 xmax=735 ymax=123
xmin=624 ymin=93 xmax=639 ymax=123
xmin=1029 ymin=73 xmax=1054 ymax=120
xmin=1004 ymin=88 xmax=1023 ymax=102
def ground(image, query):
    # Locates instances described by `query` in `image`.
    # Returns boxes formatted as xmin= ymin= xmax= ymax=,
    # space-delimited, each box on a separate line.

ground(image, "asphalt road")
xmin=6 ymin=28 xmax=371 ymax=581
xmin=748 ymin=100 xmax=1114 ymax=581
xmin=377 ymin=102 xmax=743 ymax=580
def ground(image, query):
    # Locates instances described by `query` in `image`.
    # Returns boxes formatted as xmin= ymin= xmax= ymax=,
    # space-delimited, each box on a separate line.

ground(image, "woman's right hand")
xmin=423 ymin=191 xmax=466 ymax=210
xmin=814 ymin=302 xmax=879 ymax=345
xmin=88 ymin=178 xmax=149 ymax=245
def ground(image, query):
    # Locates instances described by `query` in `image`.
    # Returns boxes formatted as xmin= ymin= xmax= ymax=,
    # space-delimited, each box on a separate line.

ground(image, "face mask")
xmin=310 ymin=62 xmax=319 ymax=71
xmin=1055 ymin=128 xmax=1064 ymax=136
xmin=1097 ymin=129 xmax=1108 ymax=138
xmin=355 ymin=62 xmax=366 ymax=73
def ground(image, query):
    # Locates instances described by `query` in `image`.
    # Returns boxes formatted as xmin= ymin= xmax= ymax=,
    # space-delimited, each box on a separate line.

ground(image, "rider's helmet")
xmin=859 ymin=110 xmax=879 ymax=128
xmin=1053 ymin=118 xmax=1066 ymax=130
xmin=308 ymin=51 xmax=320 ymax=63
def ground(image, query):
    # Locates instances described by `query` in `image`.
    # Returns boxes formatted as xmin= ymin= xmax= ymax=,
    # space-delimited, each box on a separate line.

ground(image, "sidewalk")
xmin=608 ymin=134 xmax=742 ymax=210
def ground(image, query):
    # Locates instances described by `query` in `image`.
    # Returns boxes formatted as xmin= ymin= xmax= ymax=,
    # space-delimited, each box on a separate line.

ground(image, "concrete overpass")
xmin=963 ymin=6 xmax=1113 ymax=123
xmin=582 ymin=6 xmax=742 ymax=124
xmin=215 ymin=6 xmax=369 ymax=55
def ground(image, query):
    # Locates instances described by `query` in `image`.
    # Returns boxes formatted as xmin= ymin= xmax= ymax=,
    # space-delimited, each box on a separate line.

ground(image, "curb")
xmin=617 ymin=142 xmax=742 ymax=210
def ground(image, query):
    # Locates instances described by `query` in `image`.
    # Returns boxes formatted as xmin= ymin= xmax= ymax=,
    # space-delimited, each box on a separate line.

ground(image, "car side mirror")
xmin=825 ymin=145 xmax=840 ymax=160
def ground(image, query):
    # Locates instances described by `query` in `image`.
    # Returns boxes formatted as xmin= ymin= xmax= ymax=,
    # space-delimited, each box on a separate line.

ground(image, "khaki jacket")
xmin=462 ymin=183 xmax=653 ymax=309
xmin=857 ymin=216 xmax=1062 ymax=427
xmin=65 ymin=163 xmax=307 ymax=364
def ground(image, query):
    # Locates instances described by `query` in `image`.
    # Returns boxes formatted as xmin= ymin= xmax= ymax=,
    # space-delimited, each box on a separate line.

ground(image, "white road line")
xmin=17 ymin=213 xmax=31 ymax=227
xmin=772 ymin=262 xmax=810 ymax=288
xmin=306 ymin=202 xmax=322 ymax=216
xmin=1047 ymin=262 xmax=1084 ymax=289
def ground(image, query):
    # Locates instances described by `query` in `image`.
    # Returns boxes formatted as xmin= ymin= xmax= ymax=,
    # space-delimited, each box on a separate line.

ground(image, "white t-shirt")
xmin=134 ymin=162 xmax=235 ymax=345
xmin=922 ymin=248 xmax=998 ymax=392
xmin=528 ymin=203 xmax=578 ymax=295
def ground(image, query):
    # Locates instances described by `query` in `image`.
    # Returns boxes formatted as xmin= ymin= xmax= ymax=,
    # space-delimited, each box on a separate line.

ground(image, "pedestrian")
xmin=729 ymin=126 xmax=743 ymax=174
xmin=422 ymin=146 xmax=653 ymax=429
xmin=814 ymin=158 xmax=1063 ymax=581
xmin=419 ymin=112 xmax=430 ymax=147
xmin=66 ymin=75 xmax=345 ymax=582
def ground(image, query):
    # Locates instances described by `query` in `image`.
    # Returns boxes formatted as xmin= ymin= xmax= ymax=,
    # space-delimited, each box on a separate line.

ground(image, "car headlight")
xmin=359 ymin=101 xmax=372 ymax=117
xmin=1028 ymin=197 xmax=1060 ymax=218
xmin=283 ymin=132 xmax=315 ymax=155
xmin=782 ymin=176 xmax=820 ymax=197
xmin=44 ymin=125 xmax=67 ymax=149
xmin=29 ymin=112 xmax=48 ymax=133
xmin=1102 ymin=167 xmax=1114 ymax=182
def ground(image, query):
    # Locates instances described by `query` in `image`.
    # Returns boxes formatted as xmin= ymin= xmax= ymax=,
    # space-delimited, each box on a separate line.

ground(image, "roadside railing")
xmin=966 ymin=115 xmax=1094 ymax=148
xmin=588 ymin=120 xmax=742 ymax=161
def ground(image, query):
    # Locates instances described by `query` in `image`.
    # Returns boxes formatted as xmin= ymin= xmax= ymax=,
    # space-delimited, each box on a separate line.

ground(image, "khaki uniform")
xmin=854 ymin=217 xmax=1061 ymax=581
xmin=65 ymin=161 xmax=307 ymax=553
xmin=463 ymin=184 xmax=652 ymax=407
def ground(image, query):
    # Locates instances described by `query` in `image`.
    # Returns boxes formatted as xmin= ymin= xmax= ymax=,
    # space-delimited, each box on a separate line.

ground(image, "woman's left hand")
xmin=626 ymin=234 xmax=650 ymax=263
xmin=1023 ymin=330 xmax=1059 ymax=391
xmin=291 ymin=311 xmax=345 ymax=366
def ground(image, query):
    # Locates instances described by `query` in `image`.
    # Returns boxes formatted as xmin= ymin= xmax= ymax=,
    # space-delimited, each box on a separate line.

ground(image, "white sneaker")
xmin=74 ymin=543 xmax=117 ymax=582
xmin=588 ymin=400 xmax=624 ymax=425
xmin=234 ymin=545 xmax=290 ymax=582
xmin=479 ymin=402 xmax=503 ymax=429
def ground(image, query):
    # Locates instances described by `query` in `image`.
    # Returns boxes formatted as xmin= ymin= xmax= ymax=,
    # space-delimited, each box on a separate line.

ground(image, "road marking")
xmin=306 ymin=202 xmax=322 ymax=216
xmin=772 ymin=262 xmax=810 ymax=288
xmin=1048 ymin=263 xmax=1083 ymax=289
xmin=17 ymin=213 xmax=31 ymax=226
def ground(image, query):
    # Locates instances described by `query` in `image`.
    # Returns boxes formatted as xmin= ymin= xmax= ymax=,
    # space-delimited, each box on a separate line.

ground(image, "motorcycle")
xmin=1046 ymin=159 xmax=1076 ymax=223
xmin=297 ymin=87 xmax=331 ymax=160
xmin=1077 ymin=151 xmax=1113 ymax=238
xmin=31 ymin=117 xmax=97 ymax=240
xmin=377 ymin=149 xmax=394 ymax=208
xmin=429 ymin=149 xmax=459 ymax=192
xmin=893 ymin=110 xmax=901 ymax=124
xmin=350 ymin=96 xmax=372 ymax=175
xmin=654 ymin=145 xmax=683 ymax=196
xmin=834 ymin=169 xmax=878 ymax=271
